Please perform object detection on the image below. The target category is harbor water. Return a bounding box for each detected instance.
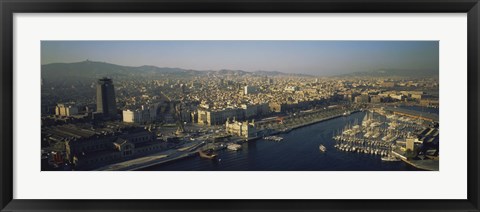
[140,111,421,171]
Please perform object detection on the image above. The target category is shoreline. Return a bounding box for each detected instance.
[282,112,358,132]
[400,158,439,171]
[100,109,361,171]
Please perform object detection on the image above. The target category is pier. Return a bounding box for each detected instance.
[95,141,206,171]
[400,158,439,171]
[263,107,361,135]
[95,150,198,171]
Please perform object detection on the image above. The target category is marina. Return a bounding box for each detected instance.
[332,110,424,158]
[331,107,438,169]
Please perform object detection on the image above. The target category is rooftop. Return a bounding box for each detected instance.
[385,107,439,122]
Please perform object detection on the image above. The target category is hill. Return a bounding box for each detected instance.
[41,60,301,82]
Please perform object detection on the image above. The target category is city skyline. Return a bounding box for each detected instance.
[41,41,439,76]
[41,41,439,171]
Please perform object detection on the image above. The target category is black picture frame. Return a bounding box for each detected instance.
[1,0,479,211]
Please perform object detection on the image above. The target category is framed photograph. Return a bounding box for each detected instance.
[1,0,479,211]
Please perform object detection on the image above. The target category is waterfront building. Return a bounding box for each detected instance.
[197,107,245,126]
[225,118,257,138]
[96,78,117,119]
[55,103,78,117]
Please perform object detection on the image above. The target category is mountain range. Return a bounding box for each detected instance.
[41,60,437,82]
[41,60,308,82]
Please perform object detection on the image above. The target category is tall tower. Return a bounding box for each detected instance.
[96,78,117,119]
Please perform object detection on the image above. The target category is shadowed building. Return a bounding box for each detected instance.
[40,124,166,170]
[96,78,117,119]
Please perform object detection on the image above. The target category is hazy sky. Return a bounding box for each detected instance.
[41,41,438,76]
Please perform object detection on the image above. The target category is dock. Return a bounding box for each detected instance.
[95,141,205,171]
[268,109,360,135]
[95,150,199,171]
[401,158,439,171]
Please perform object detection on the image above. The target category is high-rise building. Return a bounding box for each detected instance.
[96,78,117,119]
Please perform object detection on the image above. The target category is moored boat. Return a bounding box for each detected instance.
[199,149,217,159]
[319,144,327,152]
[227,143,242,151]
[264,136,284,142]
[381,155,400,162]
